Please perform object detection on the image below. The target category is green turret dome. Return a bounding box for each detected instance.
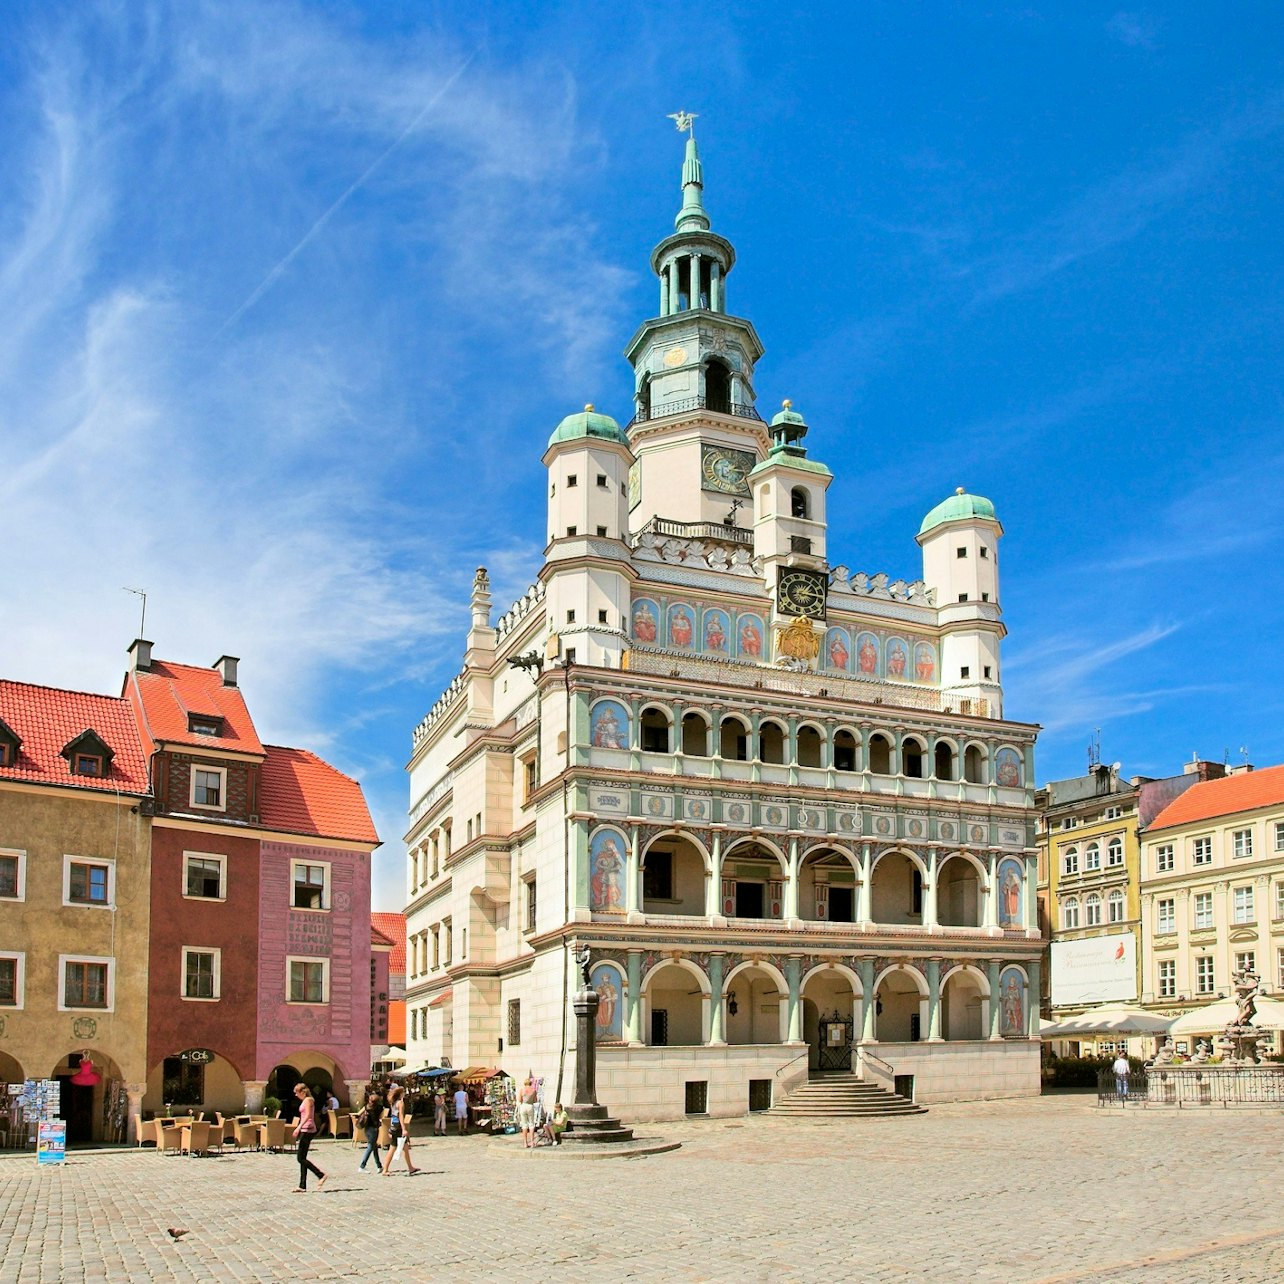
[547,404,628,448]
[919,487,998,535]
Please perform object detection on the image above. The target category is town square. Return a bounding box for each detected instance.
[2,2,1283,1281]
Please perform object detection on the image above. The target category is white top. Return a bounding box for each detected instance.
[1112,1056,1130,1074]
[454,1089,469,1112]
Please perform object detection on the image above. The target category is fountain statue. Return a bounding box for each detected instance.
[1222,969,1266,1065]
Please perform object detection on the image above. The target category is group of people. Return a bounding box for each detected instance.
[517,1077,568,1149]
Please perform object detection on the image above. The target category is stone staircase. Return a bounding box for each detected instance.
[770,1072,927,1118]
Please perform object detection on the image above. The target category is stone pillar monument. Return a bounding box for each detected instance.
[565,946,633,1144]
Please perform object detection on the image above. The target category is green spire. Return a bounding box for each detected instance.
[675,134,710,233]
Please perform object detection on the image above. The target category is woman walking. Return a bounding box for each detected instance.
[518,1076,539,1149]
[291,1082,327,1193]
[381,1085,420,1176]
[433,1090,447,1137]
[356,1088,385,1173]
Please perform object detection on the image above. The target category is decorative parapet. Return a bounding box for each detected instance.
[409,769,455,826]
[411,672,467,749]
[495,581,546,641]
[830,567,935,607]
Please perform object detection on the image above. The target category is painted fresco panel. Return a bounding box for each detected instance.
[631,598,660,645]
[591,964,625,1042]
[997,858,1024,928]
[999,967,1027,1036]
[824,627,852,673]
[855,631,880,677]
[667,603,696,649]
[914,642,937,683]
[703,608,731,655]
[995,747,1023,788]
[589,828,627,914]
[885,636,910,680]
[736,613,765,660]
[589,699,630,750]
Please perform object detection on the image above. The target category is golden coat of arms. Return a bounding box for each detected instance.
[775,618,820,662]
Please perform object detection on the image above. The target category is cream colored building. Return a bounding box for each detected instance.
[1140,763,1284,1053]
[403,132,1043,1118]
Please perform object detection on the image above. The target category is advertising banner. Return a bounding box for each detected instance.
[1051,932,1137,1005]
[37,1120,66,1165]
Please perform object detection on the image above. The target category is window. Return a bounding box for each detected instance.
[292,862,330,910]
[564,647,576,664]
[1085,893,1102,926]
[288,957,329,1004]
[1278,948,1284,990]
[983,665,992,679]
[0,743,11,767]
[566,527,577,537]
[74,754,103,777]
[960,666,970,679]
[596,474,608,488]
[1275,822,1284,852]
[1108,890,1125,923]
[566,610,576,624]
[1085,843,1101,872]
[1062,897,1079,929]
[980,547,989,559]
[1192,837,1212,865]
[1157,960,1176,999]
[61,957,112,1010]
[191,766,226,810]
[64,857,113,907]
[524,878,537,932]
[1155,844,1174,873]
[566,474,577,487]
[1061,817,1079,830]
[644,851,674,901]
[1232,885,1254,924]
[162,1056,204,1107]
[981,592,990,602]
[1232,829,1253,859]
[1196,956,1214,995]
[1156,898,1175,934]
[507,999,521,1047]
[1104,806,1123,820]
[0,953,23,1007]
[1276,882,1284,920]
[187,714,223,736]
[1235,950,1256,975]
[598,609,608,624]
[958,593,969,603]
[1194,892,1213,930]
[431,926,440,970]
[183,853,225,899]
[0,849,25,900]
[596,525,608,537]
[1063,847,1079,876]
[956,547,968,559]
[1106,839,1123,867]
[182,947,220,1000]
[443,917,453,965]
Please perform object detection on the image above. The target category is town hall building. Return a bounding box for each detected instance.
[403,127,1043,1116]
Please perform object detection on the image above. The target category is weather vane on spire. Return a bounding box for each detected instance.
[667,110,698,136]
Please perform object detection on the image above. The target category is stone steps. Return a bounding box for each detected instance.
[770,1073,927,1118]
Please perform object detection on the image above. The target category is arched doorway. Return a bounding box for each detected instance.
[145,1049,244,1117]
[798,848,859,922]
[642,961,707,1047]
[0,1051,24,1145]
[705,359,731,413]
[874,967,927,1043]
[641,834,708,916]
[51,1050,126,1145]
[869,851,924,926]
[941,966,989,1041]
[936,855,984,927]
[721,840,787,920]
[802,965,860,1069]
[266,1063,302,1117]
[724,962,787,1045]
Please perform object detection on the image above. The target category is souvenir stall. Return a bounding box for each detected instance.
[410,1067,456,1128]
[453,1067,508,1132]
[487,1074,517,1134]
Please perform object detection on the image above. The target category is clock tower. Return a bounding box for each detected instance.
[625,121,768,534]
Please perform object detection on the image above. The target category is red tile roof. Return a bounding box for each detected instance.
[0,680,150,795]
[128,660,264,756]
[371,922,396,949]
[259,745,379,845]
[1148,765,1284,831]
[371,912,407,975]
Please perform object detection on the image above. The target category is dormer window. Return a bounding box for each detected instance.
[0,744,12,768]
[61,729,114,779]
[188,713,224,737]
[0,717,21,767]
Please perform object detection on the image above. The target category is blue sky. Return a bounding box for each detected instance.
[2,2,1281,910]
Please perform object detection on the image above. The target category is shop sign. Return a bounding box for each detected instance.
[181,1049,214,1064]
[37,1121,66,1165]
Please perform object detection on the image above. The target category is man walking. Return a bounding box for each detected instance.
[454,1085,469,1135]
[1112,1052,1131,1099]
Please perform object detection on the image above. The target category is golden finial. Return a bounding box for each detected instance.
[584,403,595,412]
[782,398,792,409]
[955,486,965,495]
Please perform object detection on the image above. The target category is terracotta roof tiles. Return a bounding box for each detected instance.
[371,912,407,975]
[259,745,378,845]
[129,661,264,756]
[1147,765,1284,831]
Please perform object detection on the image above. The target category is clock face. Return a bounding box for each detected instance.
[700,444,754,496]
[776,567,828,619]
[663,346,688,368]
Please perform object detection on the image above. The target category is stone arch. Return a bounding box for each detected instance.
[796,721,825,768]
[640,830,709,915]
[933,738,957,781]
[801,961,863,997]
[869,848,926,926]
[51,1049,127,1145]
[758,718,787,764]
[270,1049,349,1107]
[718,712,751,761]
[641,828,711,870]
[936,853,985,928]
[940,964,990,1041]
[801,963,861,1068]
[722,835,788,874]
[145,1047,247,1117]
[680,708,711,756]
[872,964,928,1043]
[639,704,673,753]
[723,959,789,1045]
[798,845,860,922]
[0,1049,25,1083]
[641,958,709,1047]
[963,741,988,784]
[721,838,788,919]
[902,734,928,778]
[867,731,894,775]
[833,726,859,772]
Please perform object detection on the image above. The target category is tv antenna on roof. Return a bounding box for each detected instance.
[123,586,147,637]
[1087,728,1101,771]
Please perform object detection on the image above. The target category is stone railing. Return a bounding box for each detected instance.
[495,581,546,641]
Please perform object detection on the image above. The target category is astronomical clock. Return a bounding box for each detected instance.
[775,566,828,619]
[700,444,755,497]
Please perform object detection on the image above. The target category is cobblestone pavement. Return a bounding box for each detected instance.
[2,1097,1282,1283]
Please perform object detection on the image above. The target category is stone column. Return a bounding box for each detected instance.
[926,959,943,1042]
[923,851,939,929]
[1024,855,1039,931]
[710,259,721,312]
[626,950,643,1045]
[785,956,803,1044]
[242,1080,267,1112]
[707,953,726,1045]
[660,264,670,316]
[987,959,1002,1040]
[345,1078,369,1110]
[857,843,873,926]
[125,1083,146,1143]
[626,825,641,916]
[858,958,877,1042]
[572,986,600,1107]
[706,830,723,916]
[690,252,702,309]
[984,853,999,929]
[1026,959,1042,1038]
[784,836,800,920]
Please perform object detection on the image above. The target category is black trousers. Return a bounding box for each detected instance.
[297,1133,323,1188]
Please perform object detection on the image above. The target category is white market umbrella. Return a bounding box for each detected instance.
[1168,996,1284,1035]
[1042,1005,1174,1037]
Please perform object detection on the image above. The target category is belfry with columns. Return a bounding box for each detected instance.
[403,123,1042,1117]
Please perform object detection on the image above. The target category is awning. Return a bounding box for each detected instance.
[456,1065,507,1082]
[427,987,453,1009]
[1041,1006,1175,1037]
[1168,997,1284,1035]
[415,1066,457,1079]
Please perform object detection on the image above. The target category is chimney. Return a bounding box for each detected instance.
[128,638,153,672]
[1185,759,1227,780]
[1228,762,1254,776]
[213,655,239,687]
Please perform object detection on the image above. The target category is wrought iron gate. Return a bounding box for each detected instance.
[817,1015,854,1071]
